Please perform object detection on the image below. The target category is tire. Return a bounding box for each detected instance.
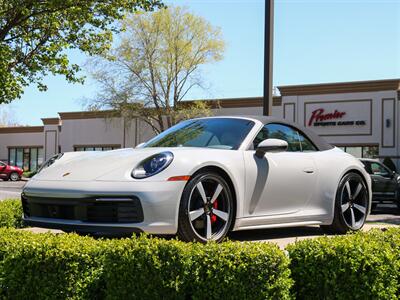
[9,172,20,182]
[321,172,369,234]
[177,171,234,243]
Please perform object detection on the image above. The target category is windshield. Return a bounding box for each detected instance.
[144,118,255,150]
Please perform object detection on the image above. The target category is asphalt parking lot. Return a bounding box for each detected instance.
[0,180,26,200]
[2,179,399,247]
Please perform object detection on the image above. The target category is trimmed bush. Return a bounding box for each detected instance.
[0,199,25,228]
[287,229,400,299]
[22,171,37,178]
[0,229,292,299]
[0,229,104,299]
[103,238,292,300]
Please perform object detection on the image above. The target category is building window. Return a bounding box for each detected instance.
[74,145,120,152]
[338,145,379,158]
[8,147,44,172]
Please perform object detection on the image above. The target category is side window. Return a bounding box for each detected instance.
[252,123,318,152]
[298,132,318,152]
[253,124,301,152]
[370,162,390,177]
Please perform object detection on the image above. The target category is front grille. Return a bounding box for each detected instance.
[21,195,144,223]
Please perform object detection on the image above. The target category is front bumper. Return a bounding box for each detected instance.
[22,179,186,234]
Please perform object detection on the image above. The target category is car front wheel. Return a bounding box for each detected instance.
[9,172,20,182]
[321,172,369,234]
[177,171,234,243]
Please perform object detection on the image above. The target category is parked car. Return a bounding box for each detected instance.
[360,158,400,210]
[0,161,23,181]
[22,116,372,242]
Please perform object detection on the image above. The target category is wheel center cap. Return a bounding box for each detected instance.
[204,203,213,214]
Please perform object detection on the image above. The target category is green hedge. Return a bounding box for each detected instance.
[287,228,400,299]
[0,199,25,228]
[1,197,399,300]
[0,229,292,299]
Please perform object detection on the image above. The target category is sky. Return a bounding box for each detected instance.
[3,0,400,125]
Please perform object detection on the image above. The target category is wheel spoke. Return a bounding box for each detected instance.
[190,208,205,221]
[196,182,208,204]
[341,202,350,212]
[210,184,223,204]
[345,181,352,198]
[350,208,356,227]
[352,183,363,200]
[206,215,212,239]
[353,204,366,215]
[213,209,228,221]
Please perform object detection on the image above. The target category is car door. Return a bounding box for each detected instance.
[369,162,396,199]
[362,162,381,197]
[243,123,318,217]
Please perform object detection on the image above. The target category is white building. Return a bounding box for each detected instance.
[1,78,399,171]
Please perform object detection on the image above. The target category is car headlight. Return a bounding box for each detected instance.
[132,152,174,179]
[397,175,400,183]
[37,153,64,173]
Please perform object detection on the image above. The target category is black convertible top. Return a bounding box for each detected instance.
[243,115,334,152]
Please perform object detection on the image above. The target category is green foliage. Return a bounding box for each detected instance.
[0,199,25,228]
[22,171,37,178]
[1,207,399,300]
[0,229,104,299]
[102,238,292,300]
[287,229,400,300]
[0,0,162,104]
[0,230,292,299]
[88,6,225,133]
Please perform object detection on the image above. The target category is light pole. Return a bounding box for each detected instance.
[263,0,274,116]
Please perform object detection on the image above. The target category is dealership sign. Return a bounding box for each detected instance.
[304,100,372,136]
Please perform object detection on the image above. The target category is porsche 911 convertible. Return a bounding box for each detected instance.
[21,116,371,242]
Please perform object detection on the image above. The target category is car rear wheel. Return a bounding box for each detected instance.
[321,172,369,234]
[177,171,234,243]
[9,172,20,182]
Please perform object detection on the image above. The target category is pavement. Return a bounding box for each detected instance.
[0,179,26,200]
[2,179,399,248]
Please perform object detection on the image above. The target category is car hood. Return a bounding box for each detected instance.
[32,148,179,182]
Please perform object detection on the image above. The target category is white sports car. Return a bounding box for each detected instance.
[22,116,371,242]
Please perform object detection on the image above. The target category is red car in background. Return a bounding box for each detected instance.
[0,161,23,181]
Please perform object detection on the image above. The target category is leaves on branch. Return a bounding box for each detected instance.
[0,0,163,104]
[87,6,225,133]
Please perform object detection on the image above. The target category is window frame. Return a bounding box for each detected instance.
[73,145,121,152]
[7,146,43,172]
[370,162,391,177]
[338,145,379,159]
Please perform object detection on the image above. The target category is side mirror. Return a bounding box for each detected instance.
[255,139,288,158]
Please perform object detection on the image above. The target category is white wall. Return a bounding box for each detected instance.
[275,90,399,168]
[60,118,128,152]
[0,132,43,162]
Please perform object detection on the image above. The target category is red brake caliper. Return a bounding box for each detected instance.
[211,200,218,223]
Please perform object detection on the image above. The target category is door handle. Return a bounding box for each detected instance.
[303,168,314,174]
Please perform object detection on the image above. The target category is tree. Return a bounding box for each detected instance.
[0,105,19,126]
[87,6,225,134]
[0,0,162,104]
